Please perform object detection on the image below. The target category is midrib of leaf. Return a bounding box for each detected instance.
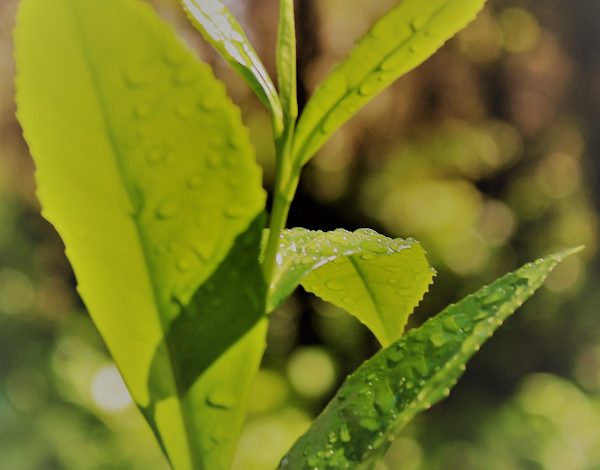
[294,0,459,165]
[347,256,389,340]
[67,1,200,466]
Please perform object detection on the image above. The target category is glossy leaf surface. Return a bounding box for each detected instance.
[279,249,579,470]
[181,0,283,130]
[293,0,487,165]
[269,228,434,346]
[15,0,265,467]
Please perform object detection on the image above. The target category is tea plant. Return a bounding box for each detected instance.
[14,0,578,468]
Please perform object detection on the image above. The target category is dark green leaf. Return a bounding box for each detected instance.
[279,249,580,470]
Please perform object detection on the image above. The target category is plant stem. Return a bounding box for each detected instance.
[262,126,298,282]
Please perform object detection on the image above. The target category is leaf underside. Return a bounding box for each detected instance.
[293,0,488,166]
[15,0,266,468]
[181,0,283,125]
[269,228,435,346]
[279,249,578,470]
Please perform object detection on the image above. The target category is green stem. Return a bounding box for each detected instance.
[262,125,298,282]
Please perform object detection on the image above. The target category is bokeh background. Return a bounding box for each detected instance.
[1,0,600,468]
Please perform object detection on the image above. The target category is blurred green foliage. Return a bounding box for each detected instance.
[1,0,599,468]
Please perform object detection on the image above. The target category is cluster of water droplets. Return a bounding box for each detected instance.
[279,228,413,270]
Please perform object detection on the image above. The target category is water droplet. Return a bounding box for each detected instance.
[482,288,506,306]
[358,418,380,432]
[175,104,193,120]
[176,256,192,272]
[429,332,447,348]
[388,278,398,285]
[442,316,461,333]
[146,149,166,164]
[326,280,344,291]
[198,95,219,111]
[206,153,222,168]
[339,424,351,442]
[358,78,380,96]
[206,388,238,409]
[186,175,203,190]
[123,65,149,88]
[163,42,186,66]
[360,252,376,261]
[133,102,152,119]
[474,321,492,337]
[173,67,197,86]
[223,204,246,219]
[156,199,179,220]
[410,14,429,32]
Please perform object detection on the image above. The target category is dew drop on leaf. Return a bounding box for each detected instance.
[122,65,149,88]
[223,204,246,219]
[206,388,238,410]
[339,424,351,443]
[186,175,203,190]
[174,104,193,120]
[162,42,186,66]
[429,332,447,348]
[155,199,179,220]
[146,148,165,164]
[172,67,197,86]
[358,418,380,432]
[133,101,152,119]
[206,153,222,169]
[326,280,345,291]
[175,256,192,272]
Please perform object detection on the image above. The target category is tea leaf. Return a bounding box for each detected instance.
[269,228,434,346]
[181,0,283,132]
[279,249,580,470]
[276,0,298,125]
[15,0,265,468]
[293,0,487,166]
[147,215,268,470]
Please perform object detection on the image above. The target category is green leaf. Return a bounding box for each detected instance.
[276,0,298,125]
[293,0,488,166]
[279,248,580,470]
[15,0,266,468]
[269,228,435,346]
[147,215,268,470]
[181,0,284,133]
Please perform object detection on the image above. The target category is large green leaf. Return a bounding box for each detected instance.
[279,249,580,469]
[181,0,283,133]
[15,0,265,468]
[147,215,268,470]
[269,228,435,346]
[293,0,488,166]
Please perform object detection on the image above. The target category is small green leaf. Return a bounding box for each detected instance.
[276,0,298,125]
[293,0,488,166]
[181,0,284,132]
[15,0,266,467]
[279,249,580,470]
[269,228,435,346]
